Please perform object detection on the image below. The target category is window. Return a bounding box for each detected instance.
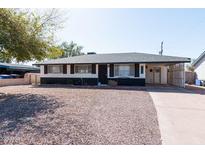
[75,64,92,74]
[141,65,144,74]
[47,65,63,74]
[114,64,135,77]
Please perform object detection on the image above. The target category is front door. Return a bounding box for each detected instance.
[153,67,161,84]
[98,64,108,84]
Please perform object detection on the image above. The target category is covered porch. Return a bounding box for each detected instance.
[145,63,185,87]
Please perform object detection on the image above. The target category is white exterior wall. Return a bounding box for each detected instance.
[140,64,146,78]
[40,64,98,78]
[145,64,168,84]
[195,57,205,80]
[40,65,44,75]
[146,65,153,83]
[161,66,168,84]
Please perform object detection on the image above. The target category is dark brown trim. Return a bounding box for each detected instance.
[91,64,96,74]
[109,64,114,77]
[44,65,48,74]
[98,64,108,84]
[70,64,74,74]
[140,65,144,74]
[108,78,145,86]
[63,64,67,74]
[40,77,98,85]
[40,77,145,86]
[135,64,139,77]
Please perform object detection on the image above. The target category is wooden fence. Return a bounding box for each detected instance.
[185,71,196,84]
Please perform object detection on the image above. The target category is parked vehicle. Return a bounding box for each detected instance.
[0,74,13,79]
[10,74,22,78]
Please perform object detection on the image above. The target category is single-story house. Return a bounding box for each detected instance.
[36,52,190,87]
[192,51,205,81]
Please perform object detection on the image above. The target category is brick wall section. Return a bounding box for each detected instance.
[0,78,29,87]
[0,73,41,87]
[168,63,185,87]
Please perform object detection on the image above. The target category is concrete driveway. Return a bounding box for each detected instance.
[148,87,205,144]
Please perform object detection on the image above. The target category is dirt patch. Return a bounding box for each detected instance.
[0,85,161,144]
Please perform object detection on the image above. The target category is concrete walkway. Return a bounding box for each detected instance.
[148,87,205,144]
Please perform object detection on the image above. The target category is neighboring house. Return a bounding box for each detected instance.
[0,62,40,78]
[192,51,205,81]
[36,52,190,87]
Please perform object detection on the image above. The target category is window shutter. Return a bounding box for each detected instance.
[44,65,48,74]
[91,64,96,74]
[63,64,67,74]
[135,64,139,77]
[70,64,74,74]
[110,64,114,77]
[140,65,144,74]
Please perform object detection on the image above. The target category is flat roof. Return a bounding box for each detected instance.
[36,52,191,65]
[0,62,40,70]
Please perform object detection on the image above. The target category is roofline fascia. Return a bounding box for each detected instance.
[0,65,39,70]
[35,60,191,65]
[192,51,205,67]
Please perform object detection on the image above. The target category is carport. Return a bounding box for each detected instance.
[0,62,40,77]
[146,63,185,87]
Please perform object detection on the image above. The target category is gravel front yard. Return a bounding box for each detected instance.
[0,85,161,144]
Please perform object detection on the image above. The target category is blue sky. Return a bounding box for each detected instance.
[57,9,205,59]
